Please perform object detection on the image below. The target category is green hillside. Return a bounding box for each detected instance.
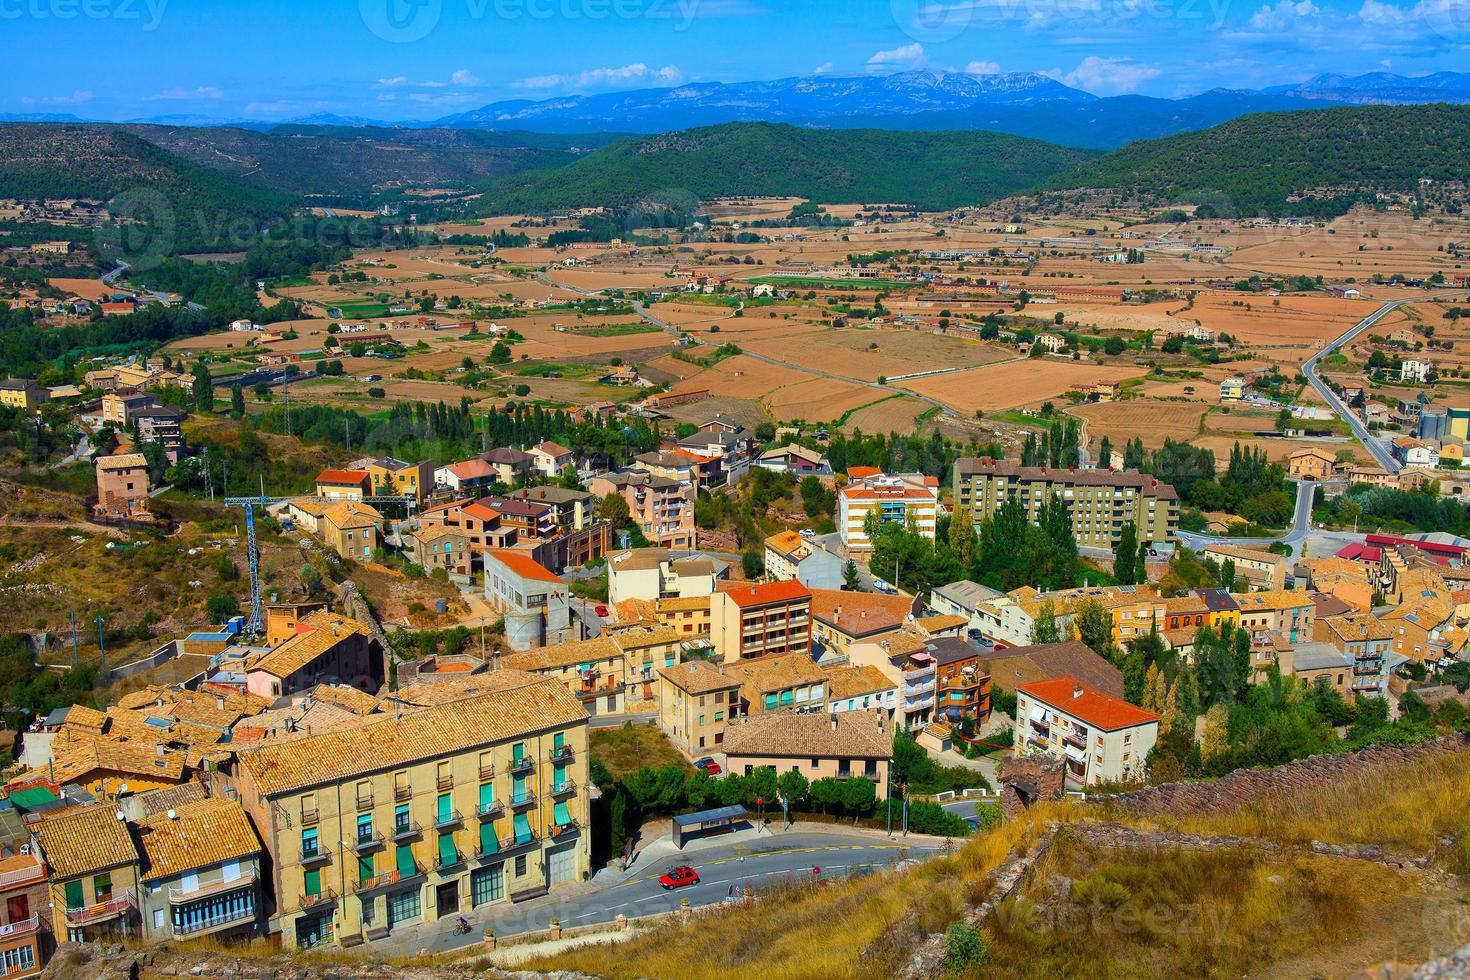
[478,122,1096,213]
[0,124,292,224]
[1042,103,1470,216]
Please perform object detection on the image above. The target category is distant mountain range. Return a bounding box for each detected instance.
[7,70,1470,151]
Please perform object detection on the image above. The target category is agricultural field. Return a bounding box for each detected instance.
[896,359,1145,414]
[1070,400,1210,448]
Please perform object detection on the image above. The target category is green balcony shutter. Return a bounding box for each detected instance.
[513,773,526,803]
[478,782,494,811]
[303,867,321,897]
[553,732,564,750]
[395,844,414,878]
[554,801,571,826]
[480,820,497,855]
[554,762,567,791]
[358,854,374,881]
[764,693,777,710]
[513,812,531,845]
[64,879,83,910]
[437,793,451,824]
[512,742,525,762]
[438,832,456,867]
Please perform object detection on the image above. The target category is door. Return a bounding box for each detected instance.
[435,881,459,918]
[547,844,576,887]
[386,888,421,927]
[6,895,27,922]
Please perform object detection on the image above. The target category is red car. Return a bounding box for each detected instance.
[697,760,722,776]
[595,604,610,618]
[659,866,700,890]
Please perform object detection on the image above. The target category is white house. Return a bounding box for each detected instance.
[229,319,261,332]
[1015,676,1159,788]
[1401,359,1432,383]
[530,441,575,479]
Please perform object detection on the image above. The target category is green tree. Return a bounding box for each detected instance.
[204,593,239,623]
[1074,600,1117,661]
[1032,600,1062,644]
[599,492,631,529]
[843,560,861,590]
[742,547,765,579]
[1114,522,1140,585]
[191,361,213,412]
[777,770,809,807]
[230,383,245,419]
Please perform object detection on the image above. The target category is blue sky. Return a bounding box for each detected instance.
[4,0,1469,120]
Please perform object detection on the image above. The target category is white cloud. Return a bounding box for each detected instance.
[813,61,835,74]
[518,63,684,92]
[965,60,1001,75]
[1047,56,1160,94]
[19,90,93,106]
[420,80,447,88]
[377,76,408,88]
[1248,0,1319,30]
[1356,0,1405,23]
[144,86,223,101]
[451,69,482,86]
[867,42,928,70]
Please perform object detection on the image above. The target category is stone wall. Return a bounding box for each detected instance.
[1095,732,1470,818]
[998,755,1066,819]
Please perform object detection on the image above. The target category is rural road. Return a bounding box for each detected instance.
[1176,479,1318,558]
[1301,298,1411,473]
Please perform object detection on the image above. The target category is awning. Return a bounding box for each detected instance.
[1064,742,1087,760]
[1028,705,1047,723]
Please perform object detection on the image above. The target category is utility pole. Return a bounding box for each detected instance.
[94,615,106,681]
[69,607,78,669]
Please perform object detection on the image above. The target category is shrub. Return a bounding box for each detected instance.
[943,921,989,971]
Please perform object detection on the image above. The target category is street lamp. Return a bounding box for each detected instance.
[94,615,106,681]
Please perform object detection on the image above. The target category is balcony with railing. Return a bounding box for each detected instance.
[549,819,580,841]
[355,864,418,895]
[167,870,258,905]
[1062,729,1089,751]
[509,792,537,811]
[500,830,538,852]
[434,809,463,830]
[299,841,330,866]
[0,916,38,943]
[548,779,578,799]
[509,756,535,775]
[171,896,256,937]
[550,745,575,764]
[64,890,135,928]
[479,762,496,780]
[0,862,43,894]
[477,798,504,819]
[394,784,412,802]
[437,774,454,792]
[355,792,374,812]
[352,830,384,853]
[298,887,337,911]
[391,819,421,841]
[434,848,463,873]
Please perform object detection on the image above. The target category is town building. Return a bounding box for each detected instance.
[36,804,142,943]
[483,550,573,650]
[821,664,898,716]
[725,654,827,716]
[607,549,723,606]
[586,471,695,549]
[979,640,1125,701]
[227,675,590,950]
[0,379,44,412]
[479,448,534,485]
[722,709,890,798]
[507,487,598,534]
[1232,590,1315,644]
[657,660,742,755]
[100,391,157,426]
[131,407,186,464]
[94,453,150,521]
[952,458,1179,550]
[1401,359,1432,383]
[1287,447,1336,481]
[434,459,498,495]
[501,637,627,716]
[928,637,991,724]
[368,458,432,506]
[314,469,371,501]
[406,526,474,578]
[762,531,844,590]
[0,851,49,976]
[245,611,385,700]
[1203,543,1291,590]
[1015,677,1159,788]
[319,503,383,561]
[756,444,833,476]
[710,582,813,662]
[838,472,940,553]
[528,442,574,480]
[133,797,263,944]
[1219,376,1246,401]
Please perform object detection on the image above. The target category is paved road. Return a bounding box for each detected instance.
[1177,478,1319,559]
[385,830,940,956]
[1301,299,1411,473]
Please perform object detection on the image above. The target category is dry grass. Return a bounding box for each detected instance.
[980,833,1417,979]
[590,721,693,779]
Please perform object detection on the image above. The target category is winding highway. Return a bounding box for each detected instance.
[1301,298,1410,474]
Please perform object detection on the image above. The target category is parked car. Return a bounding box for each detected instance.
[595,604,610,618]
[699,760,722,776]
[872,578,896,595]
[659,866,700,890]
[693,756,716,769]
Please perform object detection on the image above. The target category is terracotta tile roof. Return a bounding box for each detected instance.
[726,653,826,694]
[37,803,140,878]
[808,588,915,625]
[308,683,381,715]
[249,612,372,680]
[501,636,621,672]
[321,502,382,531]
[533,441,572,457]
[657,595,710,613]
[847,466,883,479]
[136,797,261,883]
[392,669,558,708]
[444,458,496,481]
[409,525,468,545]
[235,674,586,797]
[718,580,812,609]
[1204,543,1288,566]
[914,614,967,633]
[723,708,891,759]
[613,598,659,627]
[659,660,740,695]
[485,549,563,584]
[133,782,208,816]
[62,705,107,733]
[97,453,147,471]
[613,626,684,651]
[822,664,894,700]
[1018,676,1160,731]
[48,741,187,785]
[316,469,370,486]
[981,641,1125,699]
[764,530,806,557]
[1232,590,1314,612]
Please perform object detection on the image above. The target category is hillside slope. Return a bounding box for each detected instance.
[479,122,1095,213]
[0,123,291,228]
[1043,103,1470,216]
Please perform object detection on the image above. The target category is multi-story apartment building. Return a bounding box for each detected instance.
[587,471,695,549]
[710,582,812,662]
[502,637,628,716]
[508,487,597,533]
[821,664,898,716]
[929,637,991,724]
[1314,612,1393,697]
[847,630,936,729]
[1232,590,1315,643]
[0,379,43,412]
[0,852,49,978]
[315,469,372,501]
[726,654,827,716]
[229,675,589,950]
[607,549,723,606]
[35,803,141,944]
[131,407,186,464]
[368,457,433,506]
[1203,543,1290,590]
[953,457,1179,550]
[1015,677,1159,788]
[838,473,940,553]
[483,550,573,651]
[94,453,150,521]
[658,660,742,755]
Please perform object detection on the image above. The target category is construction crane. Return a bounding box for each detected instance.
[223,490,417,635]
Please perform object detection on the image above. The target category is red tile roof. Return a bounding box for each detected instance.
[719,580,812,608]
[485,549,563,584]
[1018,676,1159,731]
[316,469,370,486]
[847,466,883,479]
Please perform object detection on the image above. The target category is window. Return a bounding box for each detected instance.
[515,854,528,878]
[93,873,112,902]
[63,879,83,911]
[513,812,532,845]
[438,832,457,868]
[301,793,317,821]
[811,757,819,769]
[304,867,321,898]
[471,864,504,906]
[356,813,373,844]
[395,803,411,835]
[301,826,319,858]
[358,854,374,882]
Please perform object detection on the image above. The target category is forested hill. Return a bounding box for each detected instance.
[478,122,1096,213]
[1040,104,1470,216]
[0,124,292,234]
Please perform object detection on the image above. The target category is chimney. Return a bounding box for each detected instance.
[830,714,838,730]
[155,743,165,757]
[1072,683,1084,700]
